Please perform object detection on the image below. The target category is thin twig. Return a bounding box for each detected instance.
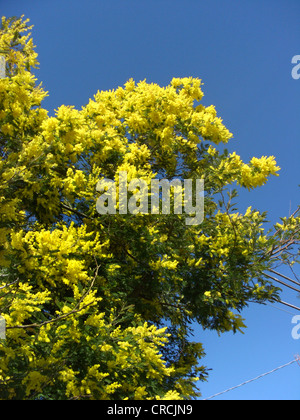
[0,279,19,290]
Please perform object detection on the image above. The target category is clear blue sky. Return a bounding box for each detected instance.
[2,0,299,400]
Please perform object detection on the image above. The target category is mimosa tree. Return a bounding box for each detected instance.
[0,16,299,400]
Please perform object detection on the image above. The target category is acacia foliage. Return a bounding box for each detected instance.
[0,16,299,400]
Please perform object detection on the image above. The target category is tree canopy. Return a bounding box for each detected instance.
[0,16,299,400]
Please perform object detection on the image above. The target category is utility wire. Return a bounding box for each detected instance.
[266,303,296,316]
[277,299,300,312]
[268,269,300,287]
[203,356,300,400]
[262,270,300,312]
[264,273,300,293]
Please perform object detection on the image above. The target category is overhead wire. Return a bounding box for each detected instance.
[263,269,300,312]
[264,273,300,293]
[203,270,300,400]
[268,269,300,287]
[203,355,300,400]
[277,299,300,312]
[265,302,296,316]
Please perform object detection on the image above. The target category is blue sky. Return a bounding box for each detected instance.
[1,0,299,400]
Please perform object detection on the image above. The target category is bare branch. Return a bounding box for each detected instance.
[0,279,19,290]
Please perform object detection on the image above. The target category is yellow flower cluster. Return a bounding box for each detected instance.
[10,223,105,288]
[213,151,280,190]
[1,214,188,399]
[7,310,179,399]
